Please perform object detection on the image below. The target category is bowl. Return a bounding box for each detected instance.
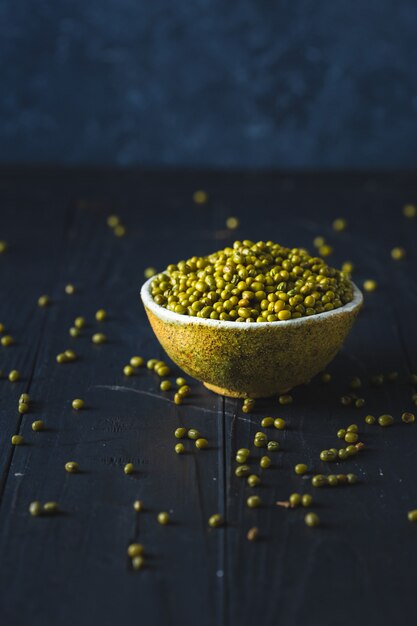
[140,278,363,398]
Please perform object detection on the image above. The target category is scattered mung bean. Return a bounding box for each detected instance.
[193,190,208,204]
[226,216,239,230]
[391,247,405,261]
[235,465,251,477]
[74,316,86,329]
[363,280,377,292]
[92,333,106,344]
[174,427,187,439]
[208,514,224,528]
[304,512,320,527]
[345,432,359,444]
[260,456,271,469]
[345,445,358,456]
[127,544,144,558]
[29,501,42,516]
[38,295,50,307]
[302,494,313,507]
[318,244,333,257]
[247,527,259,541]
[107,214,120,228]
[254,432,267,447]
[347,473,358,484]
[130,356,144,368]
[267,440,280,452]
[114,225,126,237]
[312,475,328,488]
[65,461,79,473]
[342,261,354,274]
[157,512,170,525]
[378,414,394,427]
[333,218,347,231]
[132,556,145,570]
[242,399,255,413]
[313,236,326,248]
[174,393,183,405]
[43,502,59,514]
[95,309,107,321]
[403,204,416,218]
[320,450,337,462]
[289,493,301,508]
[144,267,157,279]
[175,443,185,454]
[246,495,261,509]
[247,474,260,487]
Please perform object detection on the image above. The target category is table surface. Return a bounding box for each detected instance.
[0,167,417,626]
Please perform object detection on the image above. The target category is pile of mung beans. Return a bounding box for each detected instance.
[150,240,353,322]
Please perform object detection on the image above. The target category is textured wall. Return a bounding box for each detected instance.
[1,0,417,167]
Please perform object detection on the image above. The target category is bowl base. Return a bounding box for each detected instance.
[203,382,291,399]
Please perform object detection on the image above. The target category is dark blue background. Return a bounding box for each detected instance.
[1,0,417,167]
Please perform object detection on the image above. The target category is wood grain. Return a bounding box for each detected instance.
[0,169,416,626]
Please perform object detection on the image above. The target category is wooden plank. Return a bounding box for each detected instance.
[0,183,70,493]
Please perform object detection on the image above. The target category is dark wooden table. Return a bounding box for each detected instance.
[1,168,417,626]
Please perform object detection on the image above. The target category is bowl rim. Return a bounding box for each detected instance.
[141,276,363,330]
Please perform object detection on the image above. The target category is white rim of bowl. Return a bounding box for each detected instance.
[141,277,363,329]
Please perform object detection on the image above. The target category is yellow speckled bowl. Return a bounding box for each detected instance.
[140,279,363,398]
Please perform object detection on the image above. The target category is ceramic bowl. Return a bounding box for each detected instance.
[140,279,363,398]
